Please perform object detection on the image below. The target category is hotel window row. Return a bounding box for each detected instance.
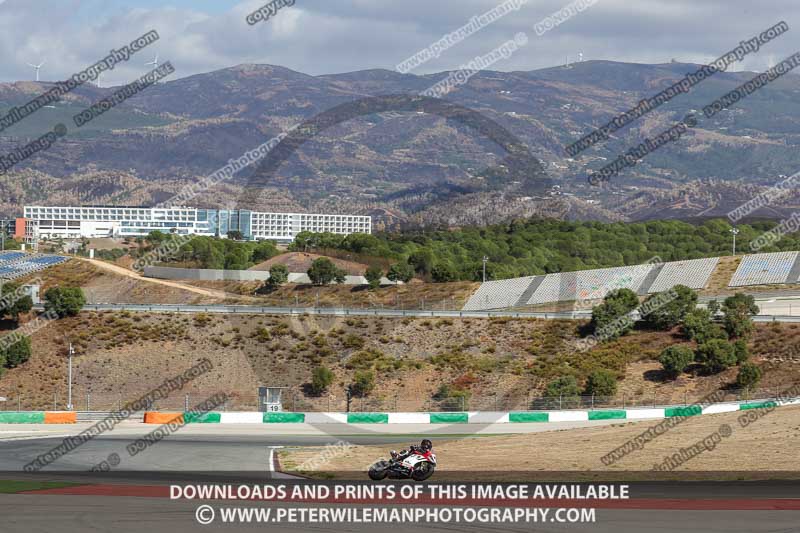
[20,206,371,243]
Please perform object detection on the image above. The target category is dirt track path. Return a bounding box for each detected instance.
[79,258,255,301]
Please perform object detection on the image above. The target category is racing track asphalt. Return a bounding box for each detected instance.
[2,424,800,532]
[0,420,634,472]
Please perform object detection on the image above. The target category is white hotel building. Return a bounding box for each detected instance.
[19,206,371,243]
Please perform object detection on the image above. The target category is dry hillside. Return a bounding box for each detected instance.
[0,310,798,413]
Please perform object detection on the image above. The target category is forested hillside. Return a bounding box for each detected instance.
[290,218,800,281]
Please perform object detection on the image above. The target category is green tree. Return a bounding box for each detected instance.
[584,369,618,396]
[695,339,737,373]
[274,218,800,283]
[224,246,251,270]
[0,282,33,322]
[387,262,414,283]
[735,362,762,390]
[3,337,31,368]
[351,370,375,397]
[545,376,580,398]
[658,345,694,379]
[267,264,289,287]
[43,287,86,318]
[307,258,346,285]
[252,241,279,263]
[365,265,383,290]
[226,230,244,240]
[732,339,750,364]
[706,299,720,316]
[310,366,334,395]
[722,293,759,339]
[408,250,435,276]
[682,308,726,343]
[590,288,639,340]
[642,285,698,330]
[146,230,168,245]
[431,263,458,283]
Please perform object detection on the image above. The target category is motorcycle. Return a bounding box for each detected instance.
[368,449,437,481]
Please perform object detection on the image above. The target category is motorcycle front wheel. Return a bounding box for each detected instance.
[411,462,435,481]
[368,460,390,480]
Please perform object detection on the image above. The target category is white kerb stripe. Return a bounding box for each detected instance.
[304,412,348,424]
[388,413,430,424]
[702,403,740,415]
[220,412,263,424]
[625,408,665,419]
[548,411,589,422]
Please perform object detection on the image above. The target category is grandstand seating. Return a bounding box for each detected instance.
[463,276,540,311]
[647,257,719,293]
[729,252,800,286]
[0,253,69,280]
[525,264,656,305]
[463,250,800,311]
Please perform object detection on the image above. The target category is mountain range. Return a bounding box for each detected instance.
[1,60,799,228]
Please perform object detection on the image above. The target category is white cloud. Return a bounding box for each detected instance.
[0,0,796,83]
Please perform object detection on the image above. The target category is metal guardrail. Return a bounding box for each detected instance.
[34,303,590,320]
[4,387,796,413]
[31,303,800,322]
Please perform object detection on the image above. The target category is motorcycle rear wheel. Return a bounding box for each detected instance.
[368,461,389,480]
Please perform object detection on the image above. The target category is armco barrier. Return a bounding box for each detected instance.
[141,399,800,424]
[0,411,76,424]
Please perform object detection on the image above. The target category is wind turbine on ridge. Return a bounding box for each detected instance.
[146,53,159,70]
[145,53,160,83]
[27,60,45,82]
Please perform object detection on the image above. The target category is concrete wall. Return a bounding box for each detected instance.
[144,266,271,282]
[143,266,396,285]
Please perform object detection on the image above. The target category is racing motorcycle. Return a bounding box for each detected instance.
[368,439,436,481]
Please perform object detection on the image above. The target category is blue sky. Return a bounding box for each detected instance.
[1,0,798,84]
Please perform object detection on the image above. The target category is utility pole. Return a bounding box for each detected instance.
[482,256,489,282]
[67,343,74,410]
[730,226,740,256]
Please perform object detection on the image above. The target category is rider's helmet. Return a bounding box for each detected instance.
[420,439,433,452]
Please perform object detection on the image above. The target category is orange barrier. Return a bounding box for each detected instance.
[43,411,77,424]
[143,412,184,425]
